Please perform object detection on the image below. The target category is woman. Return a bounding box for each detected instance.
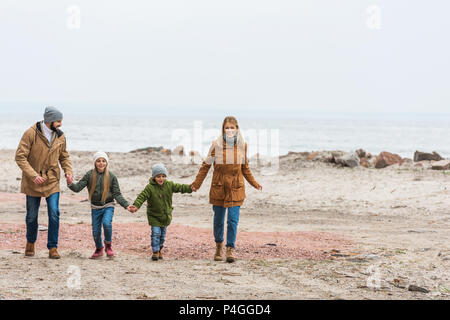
[191,116,262,263]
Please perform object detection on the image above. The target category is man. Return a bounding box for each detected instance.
[15,106,73,259]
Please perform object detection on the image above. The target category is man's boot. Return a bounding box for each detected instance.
[25,242,35,257]
[48,247,61,259]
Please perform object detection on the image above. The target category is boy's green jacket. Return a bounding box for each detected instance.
[133,179,192,227]
[68,169,130,208]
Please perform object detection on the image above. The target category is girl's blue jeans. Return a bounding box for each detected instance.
[213,205,240,248]
[151,226,167,253]
[91,207,114,249]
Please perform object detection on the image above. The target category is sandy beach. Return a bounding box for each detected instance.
[0,148,449,300]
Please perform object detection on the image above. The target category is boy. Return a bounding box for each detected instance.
[129,163,195,260]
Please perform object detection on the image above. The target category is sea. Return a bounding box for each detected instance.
[1,107,450,159]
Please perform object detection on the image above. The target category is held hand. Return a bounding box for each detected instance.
[190,184,198,192]
[65,174,73,185]
[127,205,138,213]
[33,176,46,185]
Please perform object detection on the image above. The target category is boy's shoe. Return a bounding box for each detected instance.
[105,242,114,258]
[226,246,235,263]
[214,242,223,261]
[158,246,163,260]
[25,241,35,257]
[152,252,159,261]
[49,247,61,259]
[91,247,104,259]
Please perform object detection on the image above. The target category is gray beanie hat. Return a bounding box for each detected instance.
[152,163,168,179]
[44,106,63,123]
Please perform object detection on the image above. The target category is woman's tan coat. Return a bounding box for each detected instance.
[192,137,260,208]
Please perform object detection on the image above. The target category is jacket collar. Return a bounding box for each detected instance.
[150,178,166,187]
[36,121,64,138]
[223,133,237,146]
[94,168,105,175]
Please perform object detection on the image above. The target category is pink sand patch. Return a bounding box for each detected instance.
[0,223,354,260]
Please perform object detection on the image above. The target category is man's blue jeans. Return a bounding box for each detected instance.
[151,226,167,253]
[91,207,114,249]
[213,205,240,248]
[26,192,61,249]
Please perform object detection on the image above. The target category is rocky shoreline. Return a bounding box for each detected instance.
[279,149,449,170]
[130,145,450,171]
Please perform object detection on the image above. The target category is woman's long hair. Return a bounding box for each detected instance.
[221,116,239,136]
[89,164,110,204]
[210,116,246,164]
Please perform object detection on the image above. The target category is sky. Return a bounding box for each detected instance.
[0,0,449,115]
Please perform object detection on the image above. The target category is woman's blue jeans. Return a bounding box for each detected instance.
[91,207,114,249]
[25,192,60,249]
[213,205,240,248]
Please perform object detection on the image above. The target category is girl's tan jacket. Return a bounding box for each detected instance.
[15,122,73,198]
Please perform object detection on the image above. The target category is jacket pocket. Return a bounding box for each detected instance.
[210,181,224,200]
[231,179,245,201]
[40,168,59,187]
[232,176,244,189]
[47,168,60,181]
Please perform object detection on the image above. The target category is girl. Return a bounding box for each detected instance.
[190,116,262,263]
[128,163,194,261]
[68,151,132,259]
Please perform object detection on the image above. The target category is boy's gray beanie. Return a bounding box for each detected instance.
[43,106,63,123]
[152,163,168,179]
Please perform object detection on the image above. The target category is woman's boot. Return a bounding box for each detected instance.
[226,246,235,263]
[214,242,223,261]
